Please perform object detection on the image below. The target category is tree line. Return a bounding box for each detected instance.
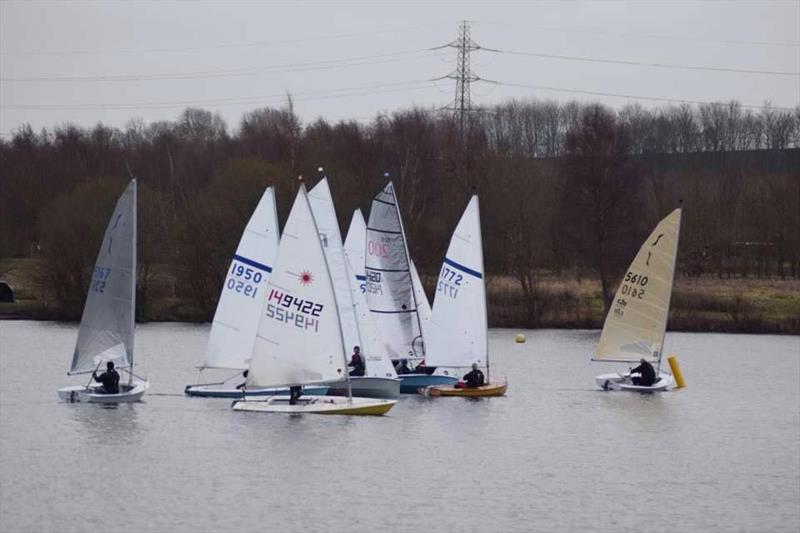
[1,98,798,321]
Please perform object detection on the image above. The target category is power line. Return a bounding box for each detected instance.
[1,49,438,83]
[483,79,797,111]
[472,20,800,48]
[483,48,799,77]
[0,23,449,56]
[0,79,440,110]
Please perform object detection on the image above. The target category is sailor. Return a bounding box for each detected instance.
[461,363,485,388]
[236,370,249,390]
[394,358,411,375]
[289,385,302,405]
[348,346,365,377]
[629,358,656,386]
[92,361,120,394]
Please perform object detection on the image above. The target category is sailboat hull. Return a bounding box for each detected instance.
[184,383,329,398]
[231,395,396,415]
[398,374,458,394]
[57,380,149,403]
[421,380,508,397]
[326,376,401,399]
[595,372,675,392]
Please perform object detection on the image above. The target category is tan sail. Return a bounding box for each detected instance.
[596,209,682,363]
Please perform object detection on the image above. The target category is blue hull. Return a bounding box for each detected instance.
[398,374,458,394]
[184,384,329,398]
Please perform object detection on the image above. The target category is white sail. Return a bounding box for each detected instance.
[70,179,137,375]
[364,182,424,361]
[426,195,487,368]
[203,186,279,370]
[343,209,397,378]
[410,260,432,346]
[246,185,347,388]
[596,208,682,363]
[308,178,360,355]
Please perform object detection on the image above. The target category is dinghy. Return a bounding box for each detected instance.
[58,179,148,403]
[364,182,458,393]
[231,185,396,415]
[593,209,682,392]
[185,186,291,398]
[309,177,400,399]
[420,195,507,397]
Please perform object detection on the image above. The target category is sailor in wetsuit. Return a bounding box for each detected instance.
[456,363,485,389]
[629,358,656,386]
[348,346,365,377]
[394,359,411,375]
[289,386,302,405]
[92,361,120,394]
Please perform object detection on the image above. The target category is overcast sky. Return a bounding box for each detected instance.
[1,0,798,136]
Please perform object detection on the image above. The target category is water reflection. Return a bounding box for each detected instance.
[69,401,144,446]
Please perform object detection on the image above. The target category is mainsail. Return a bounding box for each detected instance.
[70,179,137,375]
[364,182,424,360]
[308,178,360,355]
[203,186,279,370]
[426,195,487,368]
[343,209,397,378]
[595,208,682,363]
[246,185,347,388]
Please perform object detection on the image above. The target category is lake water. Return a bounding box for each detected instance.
[0,321,798,533]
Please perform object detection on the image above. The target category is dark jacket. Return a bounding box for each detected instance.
[395,361,411,375]
[630,360,656,386]
[93,370,120,394]
[348,353,365,377]
[463,368,485,388]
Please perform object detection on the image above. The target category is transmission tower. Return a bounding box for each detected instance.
[444,21,482,136]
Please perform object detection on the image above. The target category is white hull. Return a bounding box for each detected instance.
[58,380,149,403]
[595,372,674,392]
[231,395,396,415]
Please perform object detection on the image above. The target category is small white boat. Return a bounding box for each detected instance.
[57,179,147,403]
[185,186,280,397]
[424,195,505,397]
[592,208,682,392]
[231,185,396,415]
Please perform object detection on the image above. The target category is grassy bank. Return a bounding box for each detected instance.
[1,258,798,333]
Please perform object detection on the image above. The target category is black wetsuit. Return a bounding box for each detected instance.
[93,370,120,394]
[348,354,365,377]
[630,361,656,386]
[289,386,302,405]
[463,369,485,388]
[395,362,411,375]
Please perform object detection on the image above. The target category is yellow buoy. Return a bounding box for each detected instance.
[515,333,526,343]
[668,355,686,388]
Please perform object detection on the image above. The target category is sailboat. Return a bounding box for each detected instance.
[309,177,400,399]
[231,185,396,415]
[593,208,682,392]
[421,195,507,397]
[57,179,148,403]
[364,181,458,394]
[184,187,328,399]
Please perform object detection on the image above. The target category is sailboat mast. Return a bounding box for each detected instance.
[304,184,352,402]
[656,209,682,375]
[390,181,425,359]
[474,196,490,384]
[129,179,137,386]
